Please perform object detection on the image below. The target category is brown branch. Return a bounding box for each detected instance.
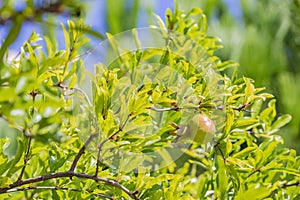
[232,103,252,112]
[16,137,32,182]
[0,172,140,200]
[0,2,66,25]
[69,133,98,172]
[53,82,98,173]
[281,181,300,188]
[4,185,114,199]
[5,185,81,193]
[95,138,109,177]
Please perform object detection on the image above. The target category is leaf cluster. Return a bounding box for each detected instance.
[0,5,299,200]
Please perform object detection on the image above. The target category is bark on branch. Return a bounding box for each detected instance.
[0,171,140,200]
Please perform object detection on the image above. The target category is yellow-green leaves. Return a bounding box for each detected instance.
[0,5,299,200]
[216,156,228,199]
[152,13,168,38]
[271,114,292,132]
[243,77,255,104]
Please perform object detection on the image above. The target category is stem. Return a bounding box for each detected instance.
[69,133,98,172]
[6,186,81,193]
[0,172,140,200]
[16,90,37,182]
[281,181,300,188]
[16,137,32,182]
[95,138,109,177]
[72,87,93,107]
[148,106,180,112]
[54,83,93,108]
[95,113,131,177]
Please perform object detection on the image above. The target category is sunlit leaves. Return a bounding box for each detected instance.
[0,5,299,200]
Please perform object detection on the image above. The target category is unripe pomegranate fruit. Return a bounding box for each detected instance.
[173,114,216,144]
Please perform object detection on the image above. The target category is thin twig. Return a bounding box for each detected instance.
[95,138,109,177]
[147,106,180,112]
[232,102,253,112]
[54,83,93,107]
[95,113,132,177]
[17,137,32,182]
[72,87,93,107]
[0,171,140,200]
[69,133,98,172]
[93,193,115,200]
[54,83,100,175]
[16,90,38,182]
[281,181,300,188]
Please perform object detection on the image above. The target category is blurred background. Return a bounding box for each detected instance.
[1,0,300,152]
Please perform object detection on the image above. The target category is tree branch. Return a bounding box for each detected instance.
[69,133,98,172]
[0,171,140,200]
[0,1,67,25]
[4,185,114,199]
[5,185,81,193]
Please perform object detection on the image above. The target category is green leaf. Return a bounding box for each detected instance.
[197,175,209,198]
[217,156,228,199]
[226,157,253,171]
[264,167,300,177]
[243,77,255,104]
[221,108,234,139]
[233,147,257,159]
[6,137,25,176]
[271,114,292,131]
[234,118,259,129]
[62,23,70,55]
[0,87,17,102]
[260,99,277,126]
[0,138,10,175]
[0,15,23,62]
[226,164,241,191]
[152,13,168,38]
[226,139,233,156]
[70,26,104,40]
[106,32,123,64]
[235,186,274,200]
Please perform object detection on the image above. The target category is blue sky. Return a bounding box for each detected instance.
[1,1,174,50]
[0,1,241,51]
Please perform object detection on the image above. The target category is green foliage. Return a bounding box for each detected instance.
[106,0,140,34]
[195,0,300,152]
[0,4,299,200]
